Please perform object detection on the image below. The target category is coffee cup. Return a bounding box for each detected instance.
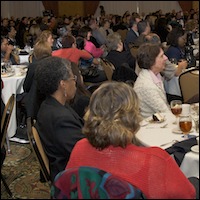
[181,104,190,115]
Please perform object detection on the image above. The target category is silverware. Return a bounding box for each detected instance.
[146,123,168,129]
[160,123,168,128]
[160,140,178,147]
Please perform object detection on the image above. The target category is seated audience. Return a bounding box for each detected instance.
[75,36,107,83]
[124,16,141,50]
[1,36,19,64]
[52,35,92,65]
[35,57,85,182]
[143,32,187,103]
[15,16,29,49]
[52,24,69,51]
[29,30,54,63]
[165,26,187,99]
[112,15,128,32]
[106,32,137,82]
[70,62,91,119]
[133,20,151,47]
[66,81,197,199]
[78,26,106,58]
[26,24,42,48]
[134,43,170,118]
[35,30,54,48]
[6,26,17,47]
[88,17,107,47]
[23,41,52,119]
[99,19,114,42]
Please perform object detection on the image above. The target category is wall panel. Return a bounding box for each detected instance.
[58,1,84,16]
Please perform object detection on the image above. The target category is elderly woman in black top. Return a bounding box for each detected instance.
[35,56,84,182]
[105,32,137,82]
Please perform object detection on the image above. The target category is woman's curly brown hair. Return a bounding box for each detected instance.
[83,81,142,150]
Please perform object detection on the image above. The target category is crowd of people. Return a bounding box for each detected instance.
[1,7,199,199]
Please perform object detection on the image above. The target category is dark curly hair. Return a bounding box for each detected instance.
[166,26,185,47]
[35,56,72,96]
[78,26,92,39]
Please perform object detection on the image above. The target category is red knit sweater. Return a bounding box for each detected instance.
[66,138,195,199]
[52,48,92,64]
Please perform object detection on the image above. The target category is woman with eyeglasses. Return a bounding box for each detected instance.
[35,56,85,182]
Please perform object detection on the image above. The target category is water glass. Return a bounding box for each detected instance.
[169,58,178,65]
[179,115,192,138]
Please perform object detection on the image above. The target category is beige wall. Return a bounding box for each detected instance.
[58,1,84,16]
[193,1,199,10]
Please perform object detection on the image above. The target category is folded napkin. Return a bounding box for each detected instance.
[165,136,197,166]
[19,51,29,55]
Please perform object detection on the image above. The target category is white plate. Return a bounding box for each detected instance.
[146,115,166,124]
[172,128,194,134]
[18,65,28,69]
[191,145,199,153]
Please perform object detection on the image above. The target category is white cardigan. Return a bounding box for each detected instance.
[134,69,171,118]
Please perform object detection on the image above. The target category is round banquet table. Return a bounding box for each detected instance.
[1,73,26,138]
[135,110,199,178]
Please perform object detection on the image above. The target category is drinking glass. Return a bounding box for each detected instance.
[170,100,182,124]
[169,58,178,65]
[179,115,192,138]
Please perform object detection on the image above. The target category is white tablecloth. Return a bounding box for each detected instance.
[1,74,26,137]
[136,111,199,178]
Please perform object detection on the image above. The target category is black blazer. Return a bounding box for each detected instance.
[23,58,46,119]
[35,96,85,181]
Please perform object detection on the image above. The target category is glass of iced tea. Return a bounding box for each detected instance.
[170,100,182,124]
[179,115,192,138]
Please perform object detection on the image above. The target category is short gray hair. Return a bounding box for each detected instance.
[106,32,121,52]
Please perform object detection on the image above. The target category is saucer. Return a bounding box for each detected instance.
[145,114,166,124]
[172,128,193,134]
[191,145,199,153]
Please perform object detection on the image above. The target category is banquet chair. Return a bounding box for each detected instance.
[129,46,138,58]
[179,68,199,103]
[86,82,102,94]
[100,58,115,81]
[1,93,15,197]
[117,29,128,43]
[51,166,146,199]
[27,117,51,186]
[1,94,15,150]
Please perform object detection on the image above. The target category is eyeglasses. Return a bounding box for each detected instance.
[69,75,77,82]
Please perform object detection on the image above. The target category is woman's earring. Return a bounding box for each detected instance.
[64,88,67,97]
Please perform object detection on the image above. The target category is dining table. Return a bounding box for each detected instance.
[1,66,27,138]
[136,106,199,178]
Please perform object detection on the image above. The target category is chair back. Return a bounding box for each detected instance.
[1,94,15,149]
[117,29,128,43]
[100,58,115,81]
[86,82,102,94]
[129,46,138,58]
[179,68,199,103]
[51,166,146,199]
[27,117,51,185]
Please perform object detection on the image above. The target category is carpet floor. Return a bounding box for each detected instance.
[1,141,50,199]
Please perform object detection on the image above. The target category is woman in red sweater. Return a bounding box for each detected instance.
[66,81,197,199]
[52,35,92,65]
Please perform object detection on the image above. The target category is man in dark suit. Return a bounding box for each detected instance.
[124,17,141,51]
